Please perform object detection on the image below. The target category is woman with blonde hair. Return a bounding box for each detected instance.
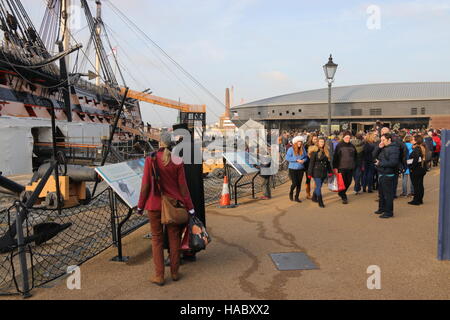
[137,132,195,286]
[304,134,318,199]
[307,137,333,208]
[286,136,308,202]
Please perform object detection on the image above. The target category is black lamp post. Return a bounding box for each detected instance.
[323,54,338,135]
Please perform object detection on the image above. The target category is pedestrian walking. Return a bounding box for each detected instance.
[307,137,333,208]
[408,135,428,206]
[373,133,400,219]
[304,134,318,199]
[351,133,365,194]
[362,132,376,193]
[286,136,308,202]
[332,131,357,204]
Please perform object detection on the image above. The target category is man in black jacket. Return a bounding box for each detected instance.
[373,133,400,219]
[332,131,357,204]
[372,127,407,198]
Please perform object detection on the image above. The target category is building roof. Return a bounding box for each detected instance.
[233,82,450,109]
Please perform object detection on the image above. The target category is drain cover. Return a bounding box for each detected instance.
[270,252,318,271]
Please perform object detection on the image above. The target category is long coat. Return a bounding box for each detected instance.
[308,149,332,179]
[137,149,194,212]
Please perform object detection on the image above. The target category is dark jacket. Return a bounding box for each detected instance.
[308,149,332,179]
[332,141,357,170]
[393,137,408,170]
[351,138,365,167]
[372,139,406,172]
[424,136,434,153]
[363,142,376,164]
[408,146,427,172]
[374,144,400,175]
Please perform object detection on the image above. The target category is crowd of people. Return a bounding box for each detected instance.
[136,126,443,285]
[274,126,443,219]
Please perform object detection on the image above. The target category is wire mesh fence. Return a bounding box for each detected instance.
[0,159,289,297]
[0,187,148,296]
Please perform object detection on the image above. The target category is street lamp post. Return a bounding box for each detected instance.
[323,54,338,136]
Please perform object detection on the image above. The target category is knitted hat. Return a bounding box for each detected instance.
[292,136,305,144]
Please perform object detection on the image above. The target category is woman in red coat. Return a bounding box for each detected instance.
[432,132,442,167]
[137,132,194,286]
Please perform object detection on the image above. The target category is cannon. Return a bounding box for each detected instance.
[20,163,98,209]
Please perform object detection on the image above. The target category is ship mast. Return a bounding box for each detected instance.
[95,0,101,86]
[60,0,71,68]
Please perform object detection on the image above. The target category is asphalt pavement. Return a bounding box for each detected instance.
[18,167,450,300]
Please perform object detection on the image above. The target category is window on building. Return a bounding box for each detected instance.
[286,110,289,114]
[298,109,302,112]
[272,110,275,113]
[411,108,418,115]
[292,112,295,116]
[421,107,426,115]
[351,109,362,116]
[279,113,282,116]
[258,112,261,115]
[370,108,382,116]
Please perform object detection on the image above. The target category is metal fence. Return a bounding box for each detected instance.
[0,186,147,297]
[0,158,289,297]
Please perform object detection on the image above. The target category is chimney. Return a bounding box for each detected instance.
[231,86,234,109]
[225,88,230,118]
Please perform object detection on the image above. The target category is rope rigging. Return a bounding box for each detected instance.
[104,1,229,110]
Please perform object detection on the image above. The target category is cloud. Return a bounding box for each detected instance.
[260,71,290,82]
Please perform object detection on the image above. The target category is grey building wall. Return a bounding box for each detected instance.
[233,99,450,123]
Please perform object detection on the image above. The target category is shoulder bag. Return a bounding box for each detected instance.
[151,153,189,225]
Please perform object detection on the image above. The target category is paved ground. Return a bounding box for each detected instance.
[10,167,450,300]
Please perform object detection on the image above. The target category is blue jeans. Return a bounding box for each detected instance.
[362,163,374,192]
[353,165,363,192]
[402,173,414,195]
[313,177,326,197]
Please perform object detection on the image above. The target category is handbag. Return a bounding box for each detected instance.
[151,153,189,225]
[328,174,339,192]
[336,171,346,192]
[180,225,190,251]
[189,216,211,252]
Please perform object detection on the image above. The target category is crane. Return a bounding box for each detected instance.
[120,88,206,113]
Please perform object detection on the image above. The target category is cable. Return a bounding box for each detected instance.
[102,9,208,110]
[105,1,230,114]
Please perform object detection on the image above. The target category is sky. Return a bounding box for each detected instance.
[20,0,450,126]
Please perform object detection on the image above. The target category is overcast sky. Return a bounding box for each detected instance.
[21,0,450,126]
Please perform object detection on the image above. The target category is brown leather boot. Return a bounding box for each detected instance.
[171,273,181,281]
[151,275,165,286]
[306,183,311,199]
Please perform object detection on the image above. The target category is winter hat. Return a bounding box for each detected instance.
[292,136,305,144]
